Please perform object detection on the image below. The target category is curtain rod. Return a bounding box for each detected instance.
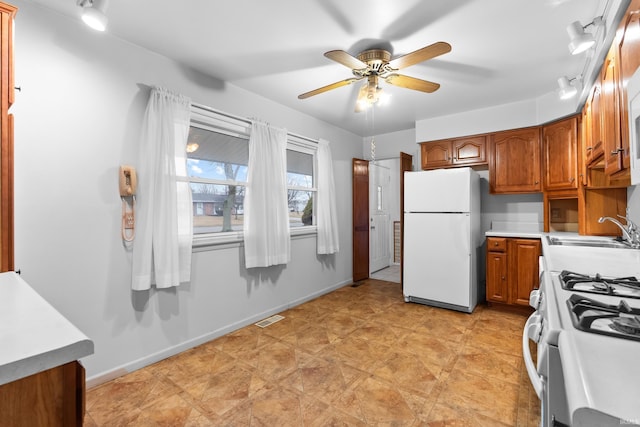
[191,102,318,144]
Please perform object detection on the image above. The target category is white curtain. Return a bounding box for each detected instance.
[316,138,340,254]
[243,121,290,268]
[132,87,193,290]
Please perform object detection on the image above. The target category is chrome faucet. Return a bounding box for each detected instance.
[598,211,640,248]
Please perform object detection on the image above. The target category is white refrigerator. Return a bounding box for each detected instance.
[403,167,481,313]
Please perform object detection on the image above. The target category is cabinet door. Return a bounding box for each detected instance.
[581,97,592,186]
[452,136,486,166]
[543,117,578,191]
[421,140,452,169]
[601,50,623,175]
[490,128,542,193]
[589,83,604,162]
[509,239,541,306]
[486,250,508,303]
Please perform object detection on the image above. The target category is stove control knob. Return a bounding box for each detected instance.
[527,315,543,343]
[529,289,541,309]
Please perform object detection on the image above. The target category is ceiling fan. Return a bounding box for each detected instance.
[298,41,451,112]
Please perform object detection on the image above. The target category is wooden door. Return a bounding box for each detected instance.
[352,158,369,282]
[543,116,578,191]
[0,2,16,273]
[509,239,541,306]
[489,127,542,194]
[399,152,412,287]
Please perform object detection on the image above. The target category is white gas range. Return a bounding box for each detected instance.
[525,235,640,427]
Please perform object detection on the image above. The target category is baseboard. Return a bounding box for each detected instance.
[85,278,351,388]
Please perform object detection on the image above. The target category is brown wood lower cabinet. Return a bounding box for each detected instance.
[486,237,541,308]
[0,361,85,426]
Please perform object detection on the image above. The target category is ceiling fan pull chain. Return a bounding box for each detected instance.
[371,136,376,162]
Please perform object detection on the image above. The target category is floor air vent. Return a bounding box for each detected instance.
[254,314,285,328]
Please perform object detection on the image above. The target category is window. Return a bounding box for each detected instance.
[287,145,314,228]
[187,106,316,238]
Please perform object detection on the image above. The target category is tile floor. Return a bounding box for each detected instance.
[85,279,540,426]
[370,265,401,283]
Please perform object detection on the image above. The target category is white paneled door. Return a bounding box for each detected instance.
[369,163,390,274]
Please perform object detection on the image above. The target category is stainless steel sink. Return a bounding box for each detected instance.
[546,236,632,249]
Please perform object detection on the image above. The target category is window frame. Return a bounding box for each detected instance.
[188,105,318,248]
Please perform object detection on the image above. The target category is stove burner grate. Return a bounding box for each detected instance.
[567,294,640,341]
[559,270,640,298]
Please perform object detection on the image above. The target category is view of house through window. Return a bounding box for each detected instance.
[186,109,316,235]
[187,126,248,234]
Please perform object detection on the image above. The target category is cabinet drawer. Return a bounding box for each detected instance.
[487,237,507,252]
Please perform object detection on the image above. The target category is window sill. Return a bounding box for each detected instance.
[192,226,317,251]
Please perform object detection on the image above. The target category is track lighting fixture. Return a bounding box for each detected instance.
[77,0,109,32]
[566,17,603,55]
[557,76,580,100]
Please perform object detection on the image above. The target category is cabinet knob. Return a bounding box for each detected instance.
[534,181,539,185]
[586,147,593,151]
[501,276,506,280]
[569,177,575,183]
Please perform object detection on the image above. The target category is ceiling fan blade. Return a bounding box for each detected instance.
[385,74,440,93]
[387,42,452,70]
[298,77,361,99]
[324,50,368,70]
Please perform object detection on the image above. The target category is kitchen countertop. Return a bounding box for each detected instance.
[0,272,93,386]
[485,230,544,239]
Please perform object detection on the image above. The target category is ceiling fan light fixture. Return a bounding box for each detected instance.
[77,0,109,32]
[557,76,579,100]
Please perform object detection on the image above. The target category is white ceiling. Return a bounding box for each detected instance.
[28,0,611,136]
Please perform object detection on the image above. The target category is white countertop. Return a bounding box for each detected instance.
[485,230,544,239]
[0,272,93,386]
[484,221,544,239]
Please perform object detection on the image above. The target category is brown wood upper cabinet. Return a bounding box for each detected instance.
[580,0,640,184]
[542,116,578,191]
[601,48,623,176]
[420,135,487,170]
[489,127,542,194]
[615,2,640,172]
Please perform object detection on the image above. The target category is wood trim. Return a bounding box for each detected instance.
[399,152,412,287]
[0,2,16,273]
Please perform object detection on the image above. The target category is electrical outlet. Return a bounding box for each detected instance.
[124,212,134,229]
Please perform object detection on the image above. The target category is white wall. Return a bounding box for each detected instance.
[361,128,418,170]
[11,1,361,384]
